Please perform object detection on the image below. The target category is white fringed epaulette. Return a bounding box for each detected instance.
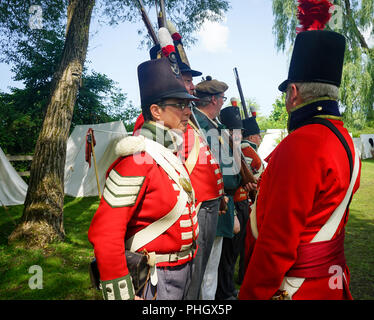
[115,135,146,157]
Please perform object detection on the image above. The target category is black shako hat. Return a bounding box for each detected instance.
[150,42,202,77]
[278,30,346,92]
[220,106,243,130]
[137,57,198,108]
[242,117,260,137]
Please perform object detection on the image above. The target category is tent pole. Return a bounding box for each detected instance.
[90,134,101,199]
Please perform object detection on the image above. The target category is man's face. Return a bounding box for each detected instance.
[248,134,262,147]
[212,93,226,118]
[157,98,192,133]
[182,72,195,95]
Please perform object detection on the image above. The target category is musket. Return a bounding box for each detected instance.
[157,0,167,28]
[136,0,159,45]
[233,67,250,119]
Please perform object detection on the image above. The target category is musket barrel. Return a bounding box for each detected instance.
[233,67,250,119]
[137,0,159,45]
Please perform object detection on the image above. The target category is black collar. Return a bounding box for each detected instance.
[288,98,342,132]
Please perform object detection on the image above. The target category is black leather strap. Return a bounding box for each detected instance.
[299,117,354,209]
[299,117,353,180]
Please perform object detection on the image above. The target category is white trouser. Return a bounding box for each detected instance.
[199,236,223,300]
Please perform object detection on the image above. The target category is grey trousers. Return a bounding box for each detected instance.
[141,262,192,300]
[184,198,220,300]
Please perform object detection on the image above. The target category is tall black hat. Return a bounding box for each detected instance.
[150,42,202,77]
[242,117,260,137]
[278,30,346,92]
[220,107,243,130]
[137,57,197,107]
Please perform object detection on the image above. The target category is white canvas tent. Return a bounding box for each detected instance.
[359,134,374,160]
[258,129,288,166]
[64,121,128,197]
[0,147,28,206]
[352,137,363,159]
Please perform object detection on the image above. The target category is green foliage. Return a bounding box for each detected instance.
[0,4,139,155]
[235,98,261,120]
[268,94,288,127]
[73,71,140,130]
[1,161,374,299]
[256,94,288,131]
[0,1,67,65]
[0,0,230,155]
[99,0,231,47]
[271,0,374,123]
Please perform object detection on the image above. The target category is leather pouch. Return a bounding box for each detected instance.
[89,251,150,293]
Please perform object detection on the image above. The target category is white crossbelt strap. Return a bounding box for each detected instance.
[125,138,195,285]
[185,132,200,174]
[250,150,360,299]
[126,138,193,252]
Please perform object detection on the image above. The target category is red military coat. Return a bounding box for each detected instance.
[88,135,199,283]
[239,118,361,300]
[183,122,224,205]
[234,140,264,203]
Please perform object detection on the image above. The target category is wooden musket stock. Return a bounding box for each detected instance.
[136,0,159,45]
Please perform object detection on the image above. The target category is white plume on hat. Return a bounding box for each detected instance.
[166,20,177,36]
[158,27,174,49]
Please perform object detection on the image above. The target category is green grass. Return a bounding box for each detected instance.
[1,160,373,299]
[344,159,374,299]
[0,196,102,300]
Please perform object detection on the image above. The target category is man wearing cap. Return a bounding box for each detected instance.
[88,57,200,300]
[192,77,243,299]
[239,30,361,300]
[215,105,247,300]
[233,112,265,287]
[179,67,226,301]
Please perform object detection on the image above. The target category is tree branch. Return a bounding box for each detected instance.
[343,0,370,52]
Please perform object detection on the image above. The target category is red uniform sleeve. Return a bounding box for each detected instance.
[87,154,153,281]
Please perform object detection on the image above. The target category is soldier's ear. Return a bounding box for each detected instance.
[211,95,217,106]
[150,104,162,121]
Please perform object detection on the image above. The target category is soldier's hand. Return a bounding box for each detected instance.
[243,182,257,193]
[219,196,229,215]
[233,215,240,234]
[135,295,144,300]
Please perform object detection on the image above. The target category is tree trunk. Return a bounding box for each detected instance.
[9,0,95,248]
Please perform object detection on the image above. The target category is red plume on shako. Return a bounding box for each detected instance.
[158,27,181,77]
[296,0,334,33]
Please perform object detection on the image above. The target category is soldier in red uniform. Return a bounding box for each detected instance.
[239,30,361,300]
[148,26,225,299]
[234,115,264,286]
[215,105,245,300]
[88,57,199,300]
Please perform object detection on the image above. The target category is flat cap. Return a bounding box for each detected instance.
[195,76,228,98]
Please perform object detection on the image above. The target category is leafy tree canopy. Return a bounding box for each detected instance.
[0,13,138,155]
[272,0,374,126]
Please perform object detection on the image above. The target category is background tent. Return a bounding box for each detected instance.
[64,121,128,197]
[0,147,28,206]
[258,129,288,166]
[353,137,363,159]
[360,134,374,159]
